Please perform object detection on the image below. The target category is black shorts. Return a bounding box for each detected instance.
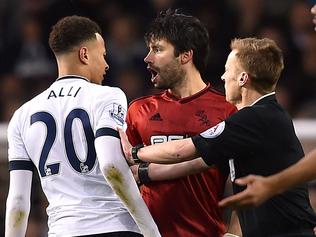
[77,231,143,237]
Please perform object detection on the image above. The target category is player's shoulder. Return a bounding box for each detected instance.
[227,106,259,125]
[128,91,164,107]
[90,84,124,94]
[8,95,38,127]
[88,84,126,100]
[206,85,235,106]
[16,89,47,114]
[205,86,226,99]
[203,85,237,115]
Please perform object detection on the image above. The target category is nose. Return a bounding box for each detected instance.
[221,74,225,82]
[144,51,152,64]
[105,61,110,71]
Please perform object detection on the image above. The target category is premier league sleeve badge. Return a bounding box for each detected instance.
[109,103,126,126]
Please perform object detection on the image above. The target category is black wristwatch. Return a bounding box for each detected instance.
[131,144,144,163]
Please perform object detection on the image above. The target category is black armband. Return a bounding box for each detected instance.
[131,144,144,164]
[138,162,151,184]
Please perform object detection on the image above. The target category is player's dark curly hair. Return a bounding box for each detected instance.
[145,9,210,73]
[49,15,102,55]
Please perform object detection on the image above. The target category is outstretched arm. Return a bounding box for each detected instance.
[6,170,33,237]
[95,135,161,237]
[219,148,316,208]
[119,128,199,165]
[131,158,209,184]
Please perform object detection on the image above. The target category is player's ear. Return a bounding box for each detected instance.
[180,50,193,64]
[79,47,89,65]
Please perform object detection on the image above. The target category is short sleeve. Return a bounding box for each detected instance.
[8,110,30,161]
[95,88,128,139]
[8,109,34,171]
[192,107,261,166]
[191,121,228,167]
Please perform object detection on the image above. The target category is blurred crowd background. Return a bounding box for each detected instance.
[0,0,316,236]
[1,0,316,122]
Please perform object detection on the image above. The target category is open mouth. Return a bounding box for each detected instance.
[147,66,159,80]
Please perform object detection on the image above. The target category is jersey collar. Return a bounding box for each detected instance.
[164,83,211,103]
[56,75,89,82]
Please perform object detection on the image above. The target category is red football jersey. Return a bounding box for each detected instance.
[126,84,237,237]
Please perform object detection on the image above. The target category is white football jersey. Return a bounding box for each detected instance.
[7,76,140,236]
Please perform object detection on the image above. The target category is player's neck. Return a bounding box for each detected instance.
[57,64,89,81]
[168,70,207,99]
[56,55,90,81]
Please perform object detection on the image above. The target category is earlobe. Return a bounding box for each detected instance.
[79,47,89,64]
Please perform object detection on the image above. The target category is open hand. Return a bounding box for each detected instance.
[118,128,135,165]
[219,175,273,209]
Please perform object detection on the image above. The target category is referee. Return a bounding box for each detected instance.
[119,37,316,237]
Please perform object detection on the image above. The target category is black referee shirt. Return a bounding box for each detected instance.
[192,94,316,237]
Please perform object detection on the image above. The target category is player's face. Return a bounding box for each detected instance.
[89,33,109,85]
[221,50,242,105]
[144,39,185,89]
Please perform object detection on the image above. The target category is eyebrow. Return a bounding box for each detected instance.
[151,43,160,47]
[150,40,164,47]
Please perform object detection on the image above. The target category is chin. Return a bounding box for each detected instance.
[153,83,159,88]
[97,76,104,85]
[154,83,168,90]
[226,97,234,104]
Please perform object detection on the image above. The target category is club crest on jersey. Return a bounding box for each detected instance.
[109,103,126,126]
[200,121,225,138]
